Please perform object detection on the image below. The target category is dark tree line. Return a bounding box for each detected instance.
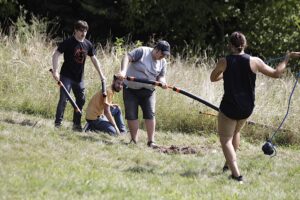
[1,0,300,59]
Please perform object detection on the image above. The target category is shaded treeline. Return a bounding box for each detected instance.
[1,0,300,59]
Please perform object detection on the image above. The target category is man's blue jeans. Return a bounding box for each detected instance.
[55,76,85,127]
[86,106,127,135]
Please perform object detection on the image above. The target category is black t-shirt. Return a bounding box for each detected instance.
[58,36,95,82]
[220,54,256,120]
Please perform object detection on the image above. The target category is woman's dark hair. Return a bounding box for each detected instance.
[74,20,89,31]
[229,32,247,52]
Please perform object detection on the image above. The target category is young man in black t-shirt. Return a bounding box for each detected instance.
[51,20,106,131]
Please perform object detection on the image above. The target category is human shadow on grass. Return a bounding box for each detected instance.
[124,167,222,178]
[180,169,201,178]
[170,168,223,178]
[75,131,115,145]
[125,165,156,174]
[77,135,115,145]
[2,118,38,127]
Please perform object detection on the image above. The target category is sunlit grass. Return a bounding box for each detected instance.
[0,110,300,199]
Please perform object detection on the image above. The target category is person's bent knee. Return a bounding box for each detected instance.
[219,135,233,144]
[107,126,117,136]
[114,106,121,114]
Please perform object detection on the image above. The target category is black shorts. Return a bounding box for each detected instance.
[123,87,156,120]
[220,98,254,120]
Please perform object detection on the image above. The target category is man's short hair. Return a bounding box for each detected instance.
[113,74,122,81]
[74,20,89,31]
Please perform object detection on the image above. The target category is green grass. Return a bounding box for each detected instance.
[0,110,300,199]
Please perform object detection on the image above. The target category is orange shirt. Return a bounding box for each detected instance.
[85,88,114,120]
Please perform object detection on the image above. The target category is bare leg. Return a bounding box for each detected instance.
[218,112,241,177]
[145,119,155,142]
[220,136,240,177]
[224,119,246,166]
[127,120,139,142]
[232,118,246,149]
[224,131,240,167]
[232,131,240,150]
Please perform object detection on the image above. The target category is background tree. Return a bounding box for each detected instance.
[1,0,300,60]
[237,0,300,59]
[0,0,20,32]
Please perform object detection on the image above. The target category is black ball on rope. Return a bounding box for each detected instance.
[262,140,276,156]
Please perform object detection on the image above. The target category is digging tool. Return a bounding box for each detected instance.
[101,79,107,97]
[126,76,291,133]
[49,69,82,115]
[125,76,219,111]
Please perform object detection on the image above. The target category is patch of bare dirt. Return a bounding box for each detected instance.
[152,145,198,154]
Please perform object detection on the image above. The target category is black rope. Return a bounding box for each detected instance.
[265,56,286,65]
[270,72,299,141]
[262,71,299,156]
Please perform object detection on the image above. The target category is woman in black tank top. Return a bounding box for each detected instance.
[210,31,299,183]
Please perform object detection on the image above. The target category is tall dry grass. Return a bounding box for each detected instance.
[0,16,299,144]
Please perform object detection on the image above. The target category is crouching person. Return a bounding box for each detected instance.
[85,75,127,135]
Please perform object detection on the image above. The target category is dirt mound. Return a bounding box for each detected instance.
[152,145,197,154]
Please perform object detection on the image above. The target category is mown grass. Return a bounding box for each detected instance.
[0,110,300,199]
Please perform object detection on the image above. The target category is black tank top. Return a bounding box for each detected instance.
[220,54,256,120]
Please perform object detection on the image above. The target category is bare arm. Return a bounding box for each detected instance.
[118,53,133,78]
[52,50,62,81]
[250,56,289,78]
[157,76,168,89]
[103,102,120,135]
[252,53,291,78]
[252,52,300,78]
[90,55,106,81]
[210,57,226,82]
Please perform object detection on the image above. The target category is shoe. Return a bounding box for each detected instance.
[54,123,61,128]
[72,124,83,132]
[230,175,243,184]
[223,165,229,172]
[147,141,158,148]
[82,122,90,132]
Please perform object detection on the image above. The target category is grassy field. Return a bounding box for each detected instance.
[1,110,300,199]
[0,17,299,144]
[1,17,300,199]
